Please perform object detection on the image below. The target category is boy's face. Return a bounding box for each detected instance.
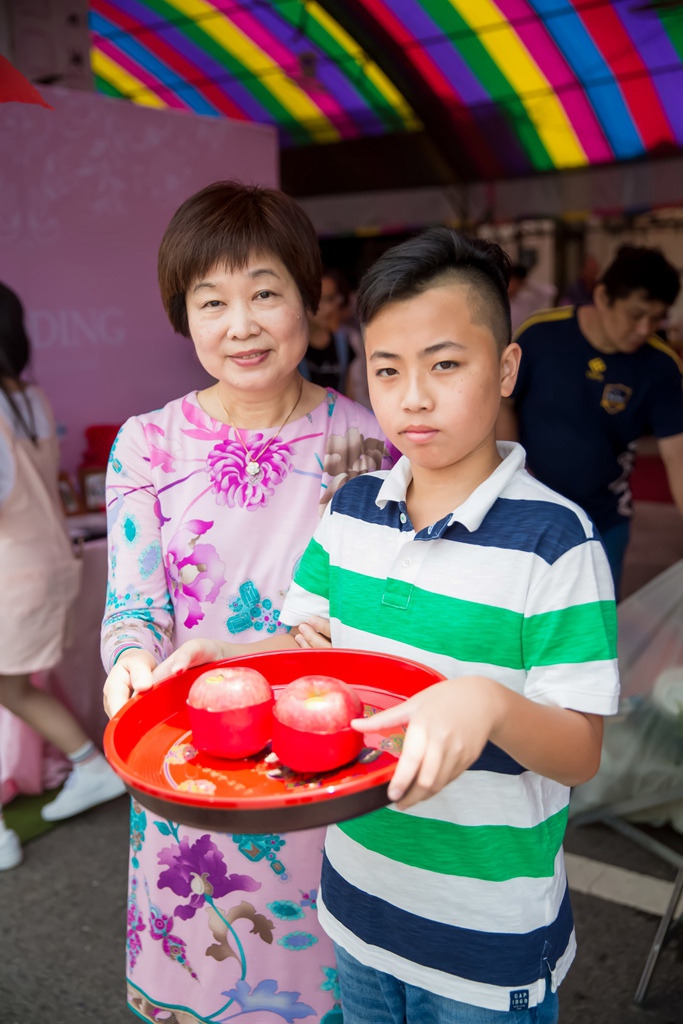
[365,282,520,472]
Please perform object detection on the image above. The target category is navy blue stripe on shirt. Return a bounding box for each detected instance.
[331,478,590,565]
[470,742,526,775]
[331,473,398,528]
[322,854,574,985]
[449,498,589,564]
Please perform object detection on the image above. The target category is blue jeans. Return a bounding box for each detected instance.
[334,944,559,1024]
[599,520,631,599]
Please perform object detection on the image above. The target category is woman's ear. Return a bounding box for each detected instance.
[500,342,521,398]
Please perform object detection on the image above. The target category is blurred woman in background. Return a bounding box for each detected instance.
[0,282,124,871]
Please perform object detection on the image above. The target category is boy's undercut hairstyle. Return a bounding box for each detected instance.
[158,180,323,337]
[600,245,680,307]
[356,227,512,352]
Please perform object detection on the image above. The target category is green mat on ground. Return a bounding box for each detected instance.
[3,786,64,842]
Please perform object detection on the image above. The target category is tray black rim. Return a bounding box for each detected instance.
[126,778,391,832]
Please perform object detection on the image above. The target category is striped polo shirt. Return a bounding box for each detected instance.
[281,442,619,1012]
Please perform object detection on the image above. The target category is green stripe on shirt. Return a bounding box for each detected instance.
[338,805,569,881]
[293,537,329,598]
[523,600,617,666]
[327,566,615,668]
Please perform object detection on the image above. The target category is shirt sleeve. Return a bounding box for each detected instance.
[646,346,683,439]
[100,417,175,671]
[522,535,620,715]
[280,501,333,627]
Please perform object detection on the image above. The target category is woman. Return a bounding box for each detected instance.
[102,181,390,1023]
[0,282,124,872]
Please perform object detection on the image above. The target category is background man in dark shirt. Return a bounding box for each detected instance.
[498,246,683,595]
[301,268,354,393]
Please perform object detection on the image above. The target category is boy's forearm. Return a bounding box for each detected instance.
[486,679,603,787]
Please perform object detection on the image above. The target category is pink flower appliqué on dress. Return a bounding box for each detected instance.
[142,422,177,473]
[207,432,294,511]
[165,520,226,628]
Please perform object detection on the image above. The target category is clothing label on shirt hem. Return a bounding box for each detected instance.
[509,989,530,1011]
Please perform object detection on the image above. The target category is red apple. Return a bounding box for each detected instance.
[188,667,272,712]
[274,675,363,732]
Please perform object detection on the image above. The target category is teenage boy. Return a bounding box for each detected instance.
[498,245,683,595]
[156,229,619,1023]
[282,229,619,1023]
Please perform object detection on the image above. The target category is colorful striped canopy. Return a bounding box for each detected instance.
[89,1,683,180]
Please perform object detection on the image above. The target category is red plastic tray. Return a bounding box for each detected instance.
[104,648,444,832]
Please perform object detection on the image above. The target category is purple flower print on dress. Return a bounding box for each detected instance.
[127,876,145,973]
[157,833,260,921]
[153,497,172,528]
[207,431,294,511]
[165,519,226,628]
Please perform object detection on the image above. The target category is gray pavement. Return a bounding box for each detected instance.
[2,500,682,1023]
[1,795,682,1023]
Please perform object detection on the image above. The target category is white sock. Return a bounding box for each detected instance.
[68,740,98,767]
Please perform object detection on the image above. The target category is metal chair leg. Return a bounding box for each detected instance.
[633,863,683,1005]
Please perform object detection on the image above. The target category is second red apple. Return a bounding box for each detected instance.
[273,675,363,732]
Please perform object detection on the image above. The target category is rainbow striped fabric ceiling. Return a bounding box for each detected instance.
[89,1,683,179]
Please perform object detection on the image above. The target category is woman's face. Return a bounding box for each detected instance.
[185,254,309,392]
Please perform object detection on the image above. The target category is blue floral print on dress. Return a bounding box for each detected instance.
[232,833,288,879]
[320,967,341,1001]
[220,979,316,1022]
[130,800,147,870]
[138,541,162,579]
[300,888,317,911]
[320,1007,344,1024]
[267,900,306,921]
[277,931,319,952]
[123,514,140,545]
[227,580,282,635]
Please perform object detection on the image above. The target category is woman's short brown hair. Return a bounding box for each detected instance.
[158,180,322,336]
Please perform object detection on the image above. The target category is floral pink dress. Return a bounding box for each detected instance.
[101,389,389,1024]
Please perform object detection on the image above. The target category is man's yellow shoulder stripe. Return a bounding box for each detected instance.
[513,305,574,343]
[646,336,683,376]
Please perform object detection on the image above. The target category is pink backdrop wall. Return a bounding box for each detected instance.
[0,86,278,473]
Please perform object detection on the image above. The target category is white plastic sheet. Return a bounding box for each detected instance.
[570,560,683,830]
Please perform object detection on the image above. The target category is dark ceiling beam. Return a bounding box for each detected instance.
[316,0,474,185]
[280,130,458,196]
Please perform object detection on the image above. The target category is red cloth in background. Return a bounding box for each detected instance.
[0,56,52,108]
[630,455,673,504]
[80,424,122,469]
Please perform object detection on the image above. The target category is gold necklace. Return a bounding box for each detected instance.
[217,377,303,481]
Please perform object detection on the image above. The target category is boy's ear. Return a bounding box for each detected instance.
[500,342,521,399]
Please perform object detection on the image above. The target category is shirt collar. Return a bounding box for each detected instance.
[376,442,526,533]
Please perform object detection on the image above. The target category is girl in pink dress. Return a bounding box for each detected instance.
[102,182,390,1023]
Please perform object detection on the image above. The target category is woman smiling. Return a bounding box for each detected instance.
[101,181,390,1023]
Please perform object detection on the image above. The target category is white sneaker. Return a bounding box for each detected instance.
[0,827,23,870]
[41,754,126,822]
